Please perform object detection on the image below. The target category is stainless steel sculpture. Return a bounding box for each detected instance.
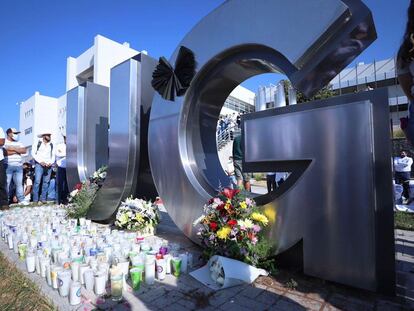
[243,89,394,294]
[87,54,158,220]
[149,0,394,294]
[66,82,109,190]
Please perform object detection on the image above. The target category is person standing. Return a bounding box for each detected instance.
[0,127,8,209]
[32,130,55,204]
[394,150,413,203]
[232,134,251,191]
[55,135,68,204]
[397,1,414,144]
[225,156,237,189]
[4,128,27,204]
[266,173,277,193]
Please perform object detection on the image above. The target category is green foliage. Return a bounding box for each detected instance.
[285,278,298,290]
[253,173,265,181]
[67,182,99,219]
[282,80,337,104]
[395,211,414,231]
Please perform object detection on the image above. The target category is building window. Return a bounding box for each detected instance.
[24,127,32,135]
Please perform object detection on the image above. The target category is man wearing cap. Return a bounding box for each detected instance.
[32,130,55,204]
[0,126,8,209]
[4,128,27,204]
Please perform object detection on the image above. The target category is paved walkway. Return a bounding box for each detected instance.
[0,208,413,310]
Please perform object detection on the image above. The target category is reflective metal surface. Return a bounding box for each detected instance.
[66,82,109,190]
[148,0,392,294]
[243,89,394,294]
[149,0,375,247]
[87,54,158,221]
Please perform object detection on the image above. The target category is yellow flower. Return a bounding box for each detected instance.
[217,226,231,239]
[224,201,231,211]
[239,201,247,209]
[251,212,269,226]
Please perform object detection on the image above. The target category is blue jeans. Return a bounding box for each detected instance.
[33,163,52,202]
[5,165,24,202]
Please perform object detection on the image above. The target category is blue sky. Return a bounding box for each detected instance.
[0,0,409,129]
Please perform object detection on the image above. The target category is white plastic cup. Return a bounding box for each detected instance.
[58,270,71,297]
[51,266,63,289]
[79,263,89,284]
[145,256,155,285]
[84,269,94,292]
[26,254,36,273]
[94,271,106,295]
[69,281,82,305]
[156,258,166,280]
[71,261,79,282]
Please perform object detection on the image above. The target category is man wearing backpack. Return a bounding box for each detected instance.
[31,130,55,204]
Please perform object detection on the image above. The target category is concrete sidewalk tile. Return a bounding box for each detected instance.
[283,293,323,311]
[219,300,254,311]
[255,289,281,305]
[273,298,308,311]
[239,285,265,299]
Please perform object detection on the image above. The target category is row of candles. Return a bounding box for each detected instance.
[0,206,192,305]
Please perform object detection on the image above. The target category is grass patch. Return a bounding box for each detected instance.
[395,211,414,231]
[0,252,55,311]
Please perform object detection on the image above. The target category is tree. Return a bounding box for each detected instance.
[281,80,337,104]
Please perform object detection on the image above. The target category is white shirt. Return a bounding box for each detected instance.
[0,127,4,161]
[394,156,413,172]
[55,143,66,168]
[32,140,55,165]
[4,139,26,166]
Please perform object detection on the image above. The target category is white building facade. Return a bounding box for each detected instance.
[19,35,140,154]
[19,92,59,153]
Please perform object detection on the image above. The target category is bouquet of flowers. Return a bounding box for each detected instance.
[66,166,107,218]
[90,166,107,187]
[115,197,160,233]
[66,180,99,218]
[194,188,275,270]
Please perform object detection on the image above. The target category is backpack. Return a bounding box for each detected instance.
[36,140,53,158]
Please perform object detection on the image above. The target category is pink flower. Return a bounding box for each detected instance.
[252,225,261,233]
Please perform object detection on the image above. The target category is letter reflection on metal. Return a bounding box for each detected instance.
[66,82,109,190]
[149,0,394,294]
[87,54,158,221]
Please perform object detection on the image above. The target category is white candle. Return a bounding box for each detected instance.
[145,256,155,285]
[69,281,82,305]
[179,253,188,273]
[51,266,63,289]
[7,233,13,249]
[26,254,36,273]
[40,257,49,278]
[164,254,172,274]
[71,261,80,282]
[57,270,71,297]
[84,269,95,292]
[79,263,89,284]
[45,263,52,286]
[156,258,166,280]
[94,271,106,295]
